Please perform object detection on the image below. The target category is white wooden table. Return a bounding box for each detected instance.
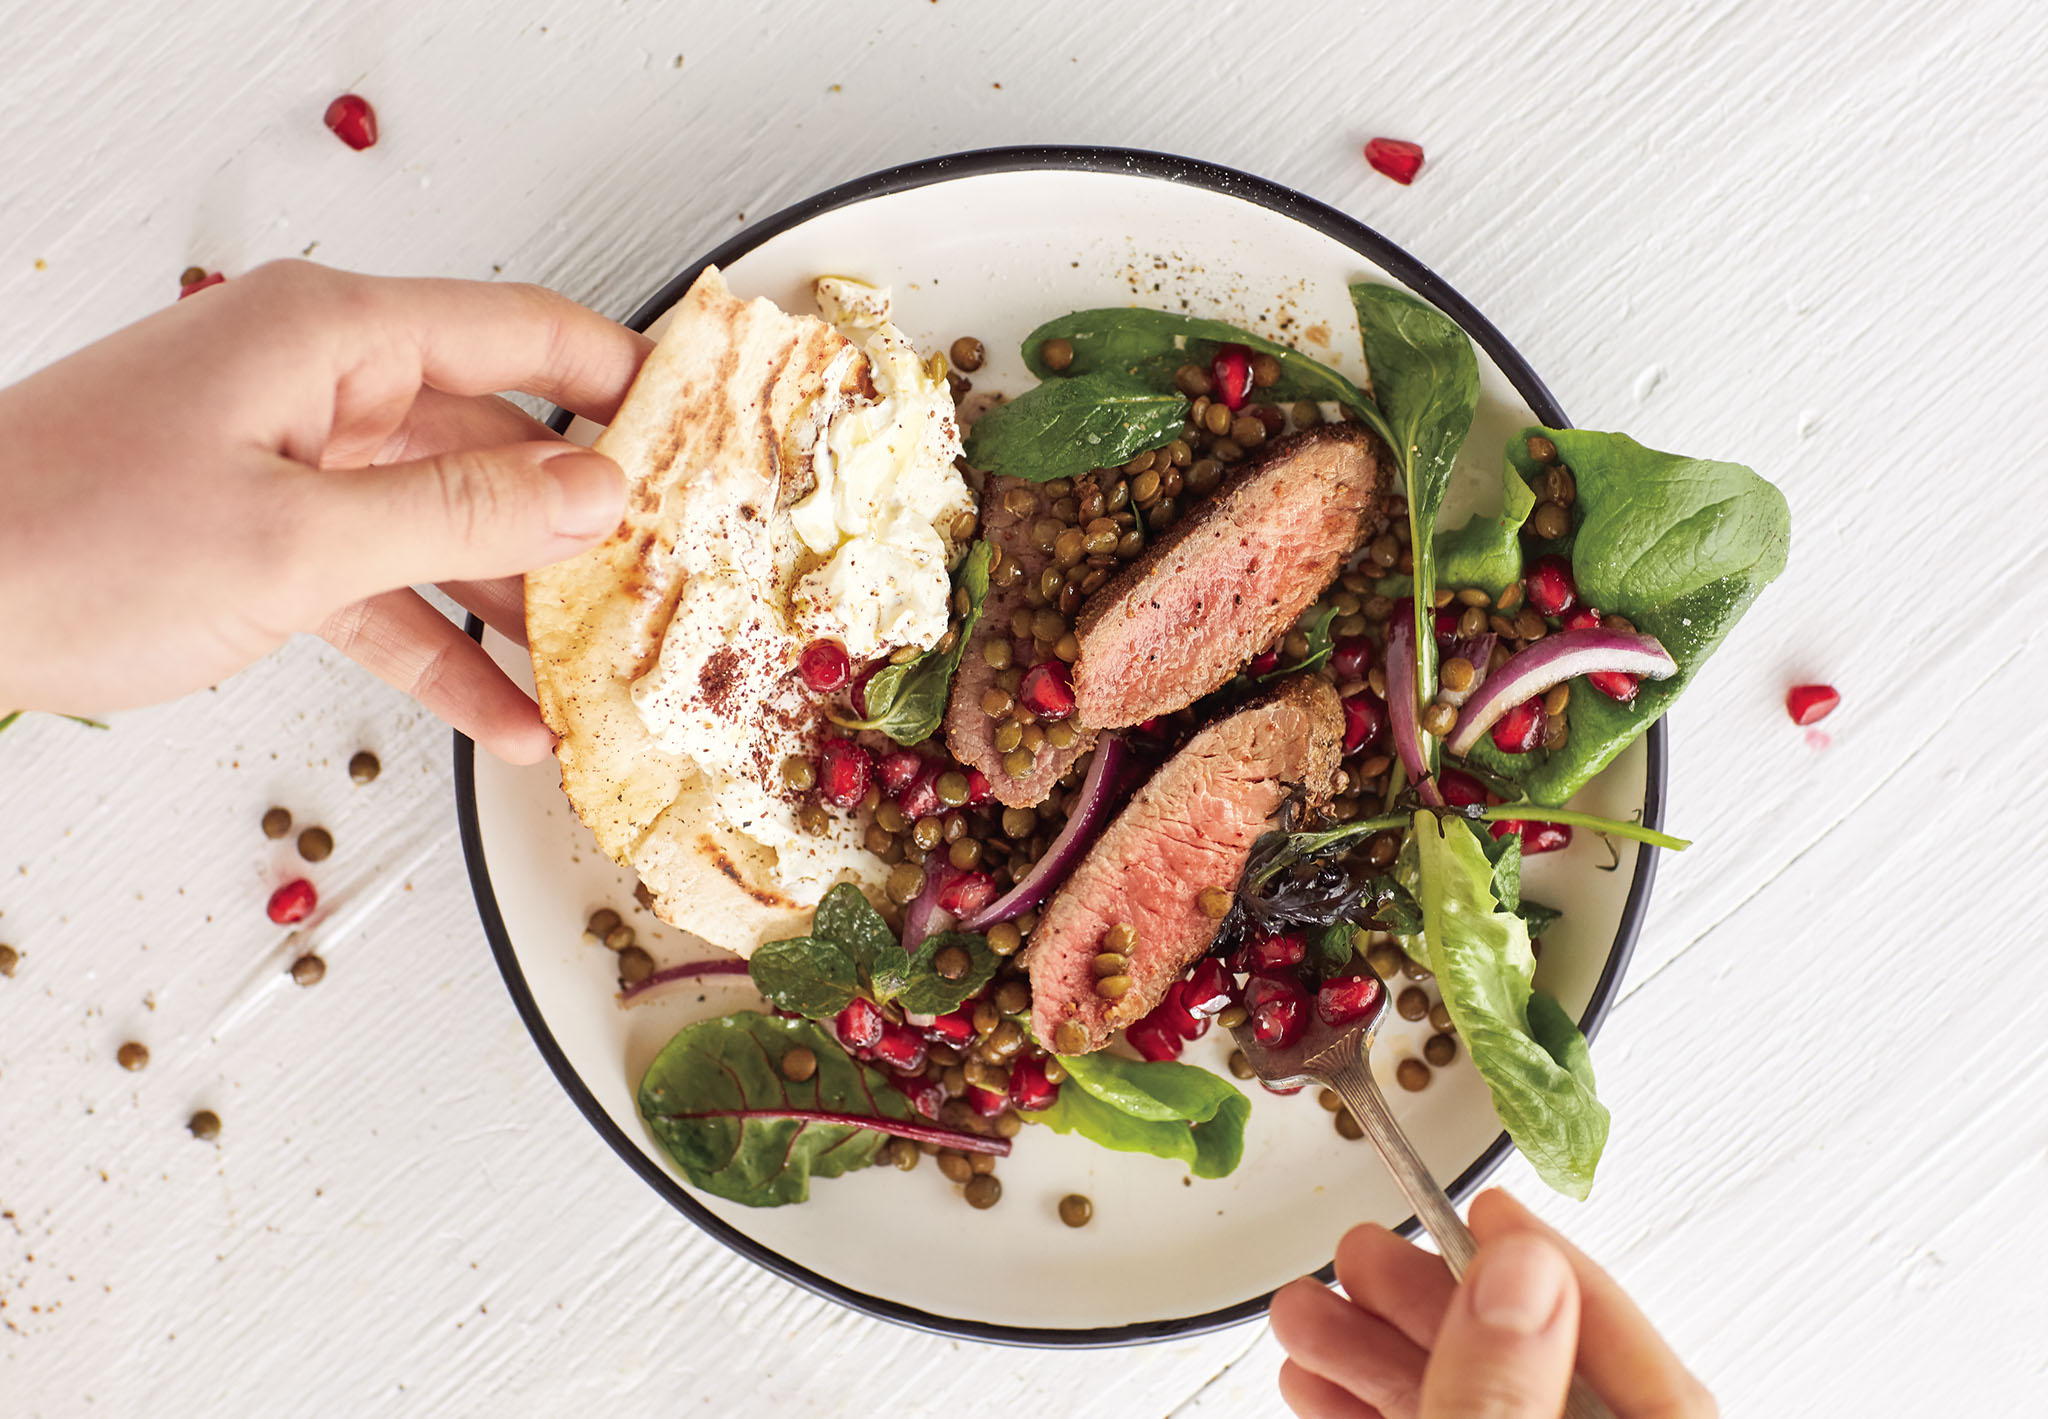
[6,1,2046,1412]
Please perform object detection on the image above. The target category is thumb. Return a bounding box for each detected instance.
[312,441,625,598]
[1421,1233,1579,1419]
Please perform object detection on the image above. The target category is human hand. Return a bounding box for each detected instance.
[1270,1188,1715,1418]
[0,260,652,763]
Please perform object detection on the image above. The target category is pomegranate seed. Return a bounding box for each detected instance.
[797,639,851,693]
[1211,344,1253,411]
[817,738,874,807]
[1156,981,1209,1041]
[1439,768,1488,807]
[1018,661,1076,721]
[1248,404,1285,436]
[1247,930,1307,972]
[1331,636,1376,681]
[1342,691,1388,754]
[1434,606,1461,643]
[177,271,225,300]
[964,768,993,805]
[1786,684,1840,725]
[1316,972,1385,1027]
[897,763,943,820]
[967,1084,1010,1118]
[1560,604,1602,632]
[1260,1079,1305,1096]
[1364,136,1425,185]
[1125,1011,1185,1062]
[1245,975,1309,1049]
[890,1072,946,1120]
[1490,699,1547,754]
[322,93,379,151]
[1137,715,1166,734]
[1588,671,1640,704]
[1523,555,1577,618]
[872,1021,929,1074]
[876,749,924,797]
[1248,648,1281,677]
[937,870,997,916]
[1183,959,1234,1017]
[925,1005,977,1049]
[1491,819,1572,854]
[834,997,884,1050]
[267,878,317,925]
[1007,1055,1061,1112]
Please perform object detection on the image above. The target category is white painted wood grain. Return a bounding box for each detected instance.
[4,0,2047,1413]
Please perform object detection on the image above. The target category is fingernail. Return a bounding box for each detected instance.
[1470,1235,1570,1336]
[544,449,624,539]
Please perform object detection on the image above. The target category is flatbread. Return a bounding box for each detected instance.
[525,267,887,957]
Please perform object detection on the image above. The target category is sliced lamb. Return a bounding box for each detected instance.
[1070,425,1387,728]
[945,474,1096,807]
[1027,675,1345,1054]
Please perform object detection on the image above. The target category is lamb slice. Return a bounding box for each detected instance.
[945,474,1096,807]
[1027,675,1344,1054]
[1071,425,1386,729]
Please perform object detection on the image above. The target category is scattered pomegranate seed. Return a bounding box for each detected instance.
[890,1072,946,1120]
[1248,647,1281,677]
[1183,959,1234,1017]
[1211,344,1253,411]
[964,768,993,805]
[817,738,874,807]
[1587,671,1640,704]
[876,749,924,797]
[1156,981,1210,1041]
[1018,660,1076,721]
[1125,1011,1185,1062]
[897,763,943,820]
[937,870,998,917]
[834,997,884,1051]
[1245,975,1309,1048]
[1316,972,1385,1027]
[267,878,317,925]
[1438,768,1488,807]
[177,271,225,300]
[967,1084,1010,1118]
[1523,555,1577,618]
[1786,684,1840,725]
[1007,1055,1061,1111]
[1490,699,1547,754]
[925,1005,977,1049]
[797,638,851,693]
[323,93,379,151]
[871,1022,929,1074]
[1491,820,1573,854]
[1247,930,1307,973]
[1560,605,1603,632]
[1331,636,1376,682]
[1364,137,1425,185]
[1342,691,1388,754]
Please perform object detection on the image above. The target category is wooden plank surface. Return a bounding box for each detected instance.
[4,0,2046,1413]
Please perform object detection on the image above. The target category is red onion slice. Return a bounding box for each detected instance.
[616,957,750,1006]
[1446,628,1677,755]
[959,734,1128,931]
[902,863,957,953]
[1386,616,1432,786]
[1439,633,1497,709]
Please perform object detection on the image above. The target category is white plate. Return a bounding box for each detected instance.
[455,148,1664,1345]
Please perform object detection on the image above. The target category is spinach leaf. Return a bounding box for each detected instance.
[1465,428,1790,805]
[808,881,900,987]
[1035,1049,1251,1178]
[836,541,993,744]
[747,935,859,1019]
[888,930,1000,1016]
[1437,451,1538,596]
[1516,900,1563,937]
[1018,308,1386,437]
[1413,812,1608,1198]
[637,1013,909,1206]
[961,372,1187,484]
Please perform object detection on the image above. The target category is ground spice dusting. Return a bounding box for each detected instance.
[697,647,743,715]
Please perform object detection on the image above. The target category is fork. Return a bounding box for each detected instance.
[1230,980,1615,1419]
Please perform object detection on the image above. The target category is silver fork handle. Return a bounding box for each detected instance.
[1321,1056,1614,1419]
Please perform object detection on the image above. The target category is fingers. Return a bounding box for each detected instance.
[319,588,555,765]
[441,576,529,646]
[1270,1277,1429,1419]
[1469,1191,1717,1417]
[1280,1360,1389,1419]
[324,387,561,471]
[1333,1222,1460,1351]
[1419,1233,1579,1419]
[308,440,624,598]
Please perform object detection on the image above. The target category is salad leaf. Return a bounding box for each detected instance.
[1474,825,1524,913]
[811,881,901,987]
[1310,922,1362,978]
[1258,604,1340,681]
[0,712,17,735]
[1034,1049,1251,1178]
[961,372,1187,484]
[836,541,993,744]
[1017,307,1384,435]
[638,1013,910,1206]
[747,935,860,1019]
[1516,900,1563,937]
[760,883,998,1019]
[886,930,1000,1016]
[1465,429,1790,805]
[1412,812,1608,1198]
[1436,450,1538,596]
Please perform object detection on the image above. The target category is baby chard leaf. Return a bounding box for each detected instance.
[1035,1048,1251,1178]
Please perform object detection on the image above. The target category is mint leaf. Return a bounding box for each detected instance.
[747,936,859,1020]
